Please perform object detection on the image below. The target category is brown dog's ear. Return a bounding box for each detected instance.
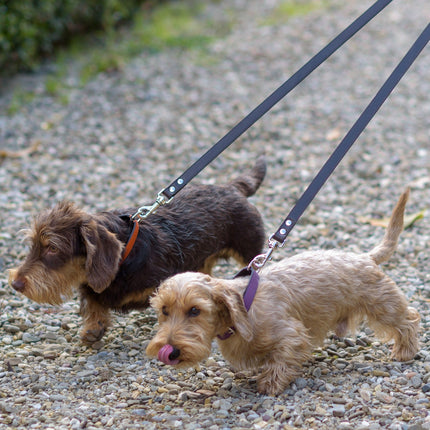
[80,220,122,293]
[212,283,253,342]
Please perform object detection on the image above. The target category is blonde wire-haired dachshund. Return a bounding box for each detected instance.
[147,189,420,395]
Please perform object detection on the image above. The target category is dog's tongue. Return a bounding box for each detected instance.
[158,344,180,365]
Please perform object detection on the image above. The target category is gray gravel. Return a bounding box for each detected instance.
[1,0,429,428]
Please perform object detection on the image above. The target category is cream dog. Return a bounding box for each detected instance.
[146,189,420,395]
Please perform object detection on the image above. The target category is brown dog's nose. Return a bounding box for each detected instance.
[12,278,26,293]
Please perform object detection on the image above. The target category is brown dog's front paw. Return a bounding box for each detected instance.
[257,378,283,396]
[81,322,106,344]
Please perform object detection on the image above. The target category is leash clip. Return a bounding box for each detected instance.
[131,192,171,221]
[247,237,280,272]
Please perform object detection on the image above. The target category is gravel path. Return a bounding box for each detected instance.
[1,0,429,428]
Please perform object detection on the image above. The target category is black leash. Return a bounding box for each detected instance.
[132,0,393,220]
[247,22,430,272]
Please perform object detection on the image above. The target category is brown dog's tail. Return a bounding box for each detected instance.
[230,156,266,197]
[368,188,410,265]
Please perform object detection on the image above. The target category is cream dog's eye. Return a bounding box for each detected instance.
[162,306,169,316]
[187,307,200,317]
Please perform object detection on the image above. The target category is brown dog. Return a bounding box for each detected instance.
[9,158,266,343]
[146,189,420,395]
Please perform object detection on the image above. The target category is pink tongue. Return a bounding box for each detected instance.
[158,344,180,365]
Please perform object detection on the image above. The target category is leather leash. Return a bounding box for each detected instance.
[247,22,430,274]
[132,0,393,221]
[228,22,430,322]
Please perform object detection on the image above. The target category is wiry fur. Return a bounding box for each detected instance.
[146,189,420,395]
[9,159,266,343]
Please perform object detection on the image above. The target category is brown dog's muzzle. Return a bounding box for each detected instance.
[11,278,26,293]
[8,269,26,293]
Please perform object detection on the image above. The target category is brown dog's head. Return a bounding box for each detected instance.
[9,201,123,304]
[146,272,252,367]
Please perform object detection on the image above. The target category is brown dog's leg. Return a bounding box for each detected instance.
[79,294,111,343]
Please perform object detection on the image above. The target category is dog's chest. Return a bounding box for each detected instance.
[217,337,263,370]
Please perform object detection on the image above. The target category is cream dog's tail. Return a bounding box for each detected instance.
[369,188,410,265]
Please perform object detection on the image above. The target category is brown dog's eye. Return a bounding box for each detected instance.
[187,307,200,317]
[162,306,169,316]
[46,244,58,254]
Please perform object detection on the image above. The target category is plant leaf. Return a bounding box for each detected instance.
[359,209,425,229]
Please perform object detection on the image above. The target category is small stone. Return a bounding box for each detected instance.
[2,336,12,345]
[332,404,345,417]
[5,357,21,366]
[315,406,327,415]
[216,409,229,418]
[344,338,355,347]
[395,377,408,385]
[3,324,20,334]
[372,370,390,377]
[295,377,307,389]
[410,375,422,388]
[76,370,95,378]
[375,391,394,404]
[22,333,40,343]
[312,367,322,378]
[422,383,430,393]
[247,412,259,421]
[196,389,215,397]
[165,384,181,393]
[43,351,58,360]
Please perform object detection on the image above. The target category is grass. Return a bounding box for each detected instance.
[80,0,226,85]
[261,0,328,26]
[132,2,215,51]
[7,90,36,115]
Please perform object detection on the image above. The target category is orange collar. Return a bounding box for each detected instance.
[120,219,139,265]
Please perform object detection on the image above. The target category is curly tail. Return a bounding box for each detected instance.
[229,156,266,197]
[368,188,410,265]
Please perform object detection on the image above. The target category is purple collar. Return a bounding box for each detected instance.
[217,269,259,340]
[242,268,260,312]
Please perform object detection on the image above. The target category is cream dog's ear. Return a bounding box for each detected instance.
[212,283,253,342]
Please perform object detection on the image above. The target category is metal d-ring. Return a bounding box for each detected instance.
[248,238,279,272]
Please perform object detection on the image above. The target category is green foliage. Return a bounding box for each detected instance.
[79,0,223,84]
[5,0,230,114]
[0,0,145,74]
